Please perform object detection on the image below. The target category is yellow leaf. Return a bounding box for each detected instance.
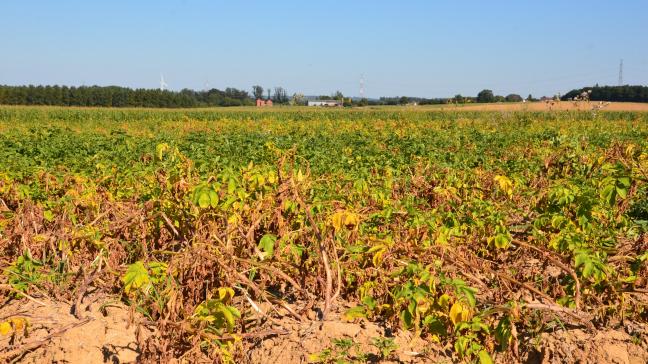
[479,350,494,364]
[416,297,431,313]
[625,144,636,156]
[10,317,26,331]
[344,213,359,227]
[227,214,241,225]
[308,353,322,363]
[367,244,388,267]
[372,248,385,267]
[343,306,367,321]
[449,302,472,325]
[597,155,606,166]
[0,321,12,336]
[438,293,451,310]
[331,212,344,231]
[156,143,169,160]
[330,211,360,232]
[494,175,513,197]
[218,287,235,303]
[122,261,150,295]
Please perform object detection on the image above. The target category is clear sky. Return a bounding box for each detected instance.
[1,0,647,98]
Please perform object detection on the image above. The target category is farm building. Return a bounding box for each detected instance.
[307,100,343,107]
[256,99,273,107]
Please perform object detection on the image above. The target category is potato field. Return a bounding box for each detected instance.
[0,106,647,363]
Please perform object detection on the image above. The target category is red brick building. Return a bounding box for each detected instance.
[256,99,273,107]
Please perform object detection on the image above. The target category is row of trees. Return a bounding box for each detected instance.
[475,90,524,103]
[0,84,328,108]
[561,85,648,103]
[251,85,290,104]
[3,84,645,108]
[0,85,255,107]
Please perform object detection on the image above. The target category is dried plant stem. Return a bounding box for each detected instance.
[71,267,98,319]
[330,238,342,303]
[204,329,289,341]
[0,284,48,307]
[514,239,582,310]
[525,302,594,331]
[233,257,311,298]
[290,178,333,319]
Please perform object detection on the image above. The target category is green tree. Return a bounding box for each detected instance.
[562,85,648,103]
[477,89,495,103]
[272,87,288,104]
[505,94,523,102]
[252,85,264,100]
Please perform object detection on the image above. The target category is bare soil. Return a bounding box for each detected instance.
[0,295,152,364]
[246,306,648,364]
[1,296,647,363]
[525,326,648,364]
[246,304,446,363]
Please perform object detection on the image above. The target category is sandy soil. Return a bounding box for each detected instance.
[247,304,444,363]
[0,295,153,363]
[245,303,648,364]
[1,295,647,363]
[525,326,648,364]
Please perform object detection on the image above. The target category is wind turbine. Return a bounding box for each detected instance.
[160,74,168,91]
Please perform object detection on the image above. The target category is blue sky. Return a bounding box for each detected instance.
[1,0,647,98]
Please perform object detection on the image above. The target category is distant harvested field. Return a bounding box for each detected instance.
[436,101,648,112]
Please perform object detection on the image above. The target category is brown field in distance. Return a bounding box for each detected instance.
[434,101,648,112]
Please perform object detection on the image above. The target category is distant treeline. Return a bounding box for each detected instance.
[562,85,648,103]
[0,85,254,108]
[4,84,646,108]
